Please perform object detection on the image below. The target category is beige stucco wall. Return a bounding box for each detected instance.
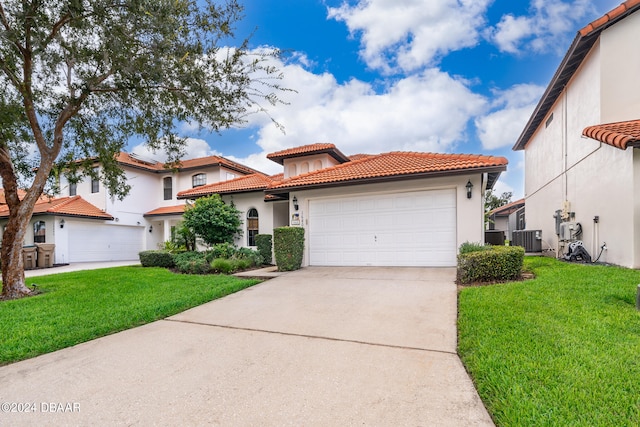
[290,174,485,267]
[600,10,640,123]
[283,154,341,179]
[524,22,640,267]
[221,192,276,248]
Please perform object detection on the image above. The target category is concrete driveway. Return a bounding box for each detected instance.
[0,267,493,426]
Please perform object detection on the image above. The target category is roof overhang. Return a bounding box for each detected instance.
[265,165,507,194]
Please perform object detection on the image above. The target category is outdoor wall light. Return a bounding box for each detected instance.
[292,196,299,211]
[466,180,474,199]
[59,219,65,229]
[149,225,153,233]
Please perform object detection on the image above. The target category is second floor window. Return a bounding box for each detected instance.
[69,182,77,196]
[192,173,206,188]
[91,167,100,193]
[163,177,172,200]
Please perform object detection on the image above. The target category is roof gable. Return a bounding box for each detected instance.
[513,0,640,151]
[0,196,113,220]
[266,143,350,165]
[177,173,277,199]
[115,152,262,176]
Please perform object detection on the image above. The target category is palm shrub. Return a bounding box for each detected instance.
[274,227,304,271]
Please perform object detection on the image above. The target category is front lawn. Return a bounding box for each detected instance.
[458,257,640,426]
[0,266,260,365]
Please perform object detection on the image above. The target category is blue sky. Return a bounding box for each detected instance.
[132,0,621,198]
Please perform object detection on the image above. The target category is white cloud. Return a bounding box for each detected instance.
[475,83,544,150]
[489,0,597,54]
[131,138,220,163]
[327,0,492,73]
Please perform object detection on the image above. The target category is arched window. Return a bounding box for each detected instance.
[301,162,309,174]
[313,160,323,171]
[163,177,172,200]
[288,164,297,177]
[247,208,259,246]
[34,221,46,243]
[192,173,206,188]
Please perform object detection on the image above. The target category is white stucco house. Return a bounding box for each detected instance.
[178,143,507,267]
[0,143,507,267]
[513,0,640,267]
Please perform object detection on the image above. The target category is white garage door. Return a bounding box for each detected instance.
[69,222,144,262]
[309,189,457,267]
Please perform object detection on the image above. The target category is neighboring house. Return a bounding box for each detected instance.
[513,1,640,266]
[0,153,260,264]
[487,198,525,241]
[179,143,508,267]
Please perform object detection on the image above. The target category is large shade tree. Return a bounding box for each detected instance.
[0,0,287,299]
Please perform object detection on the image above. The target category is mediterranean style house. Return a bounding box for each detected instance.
[513,0,640,267]
[0,143,507,267]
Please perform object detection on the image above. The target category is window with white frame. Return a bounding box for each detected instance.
[163,177,172,200]
[192,173,206,188]
[247,208,259,246]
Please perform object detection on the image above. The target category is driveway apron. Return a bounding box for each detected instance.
[0,267,494,426]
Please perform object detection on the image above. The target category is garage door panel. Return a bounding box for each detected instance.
[69,222,143,262]
[309,189,457,267]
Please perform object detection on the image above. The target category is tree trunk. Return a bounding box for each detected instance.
[1,211,33,299]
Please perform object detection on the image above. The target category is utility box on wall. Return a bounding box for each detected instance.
[512,230,542,253]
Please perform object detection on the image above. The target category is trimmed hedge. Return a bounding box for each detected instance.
[274,227,304,271]
[139,250,175,268]
[173,251,212,275]
[457,245,524,284]
[255,234,273,265]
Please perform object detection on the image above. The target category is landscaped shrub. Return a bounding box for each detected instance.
[457,245,524,284]
[234,247,263,267]
[205,242,237,262]
[459,241,491,255]
[211,258,234,274]
[173,251,211,274]
[255,234,273,265]
[274,227,304,271]
[139,250,175,268]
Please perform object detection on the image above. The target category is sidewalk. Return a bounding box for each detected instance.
[24,260,140,278]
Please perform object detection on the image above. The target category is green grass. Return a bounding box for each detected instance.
[458,257,640,426]
[0,266,260,365]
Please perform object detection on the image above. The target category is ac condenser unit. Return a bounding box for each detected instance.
[512,230,542,253]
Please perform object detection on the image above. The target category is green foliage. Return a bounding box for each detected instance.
[182,195,242,246]
[159,240,186,253]
[458,242,491,255]
[274,227,305,271]
[457,246,524,284]
[205,242,238,261]
[255,234,273,265]
[0,266,259,364]
[173,251,211,275]
[211,258,234,275]
[139,250,175,268]
[234,247,264,267]
[172,222,196,252]
[459,257,640,426]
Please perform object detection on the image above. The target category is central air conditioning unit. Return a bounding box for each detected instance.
[512,230,542,253]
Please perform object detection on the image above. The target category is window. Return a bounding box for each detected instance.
[163,177,172,200]
[69,182,77,196]
[91,167,99,193]
[192,173,206,188]
[34,221,46,243]
[247,208,259,246]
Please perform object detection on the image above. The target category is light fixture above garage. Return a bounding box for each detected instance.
[292,196,299,211]
[466,180,473,199]
[59,219,65,229]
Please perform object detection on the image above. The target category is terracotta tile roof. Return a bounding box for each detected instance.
[177,173,277,199]
[269,173,284,181]
[0,196,113,220]
[267,152,508,191]
[143,205,187,217]
[0,189,27,204]
[514,0,640,151]
[115,152,262,175]
[489,198,525,217]
[579,0,640,36]
[349,154,373,161]
[267,143,350,165]
[582,120,640,150]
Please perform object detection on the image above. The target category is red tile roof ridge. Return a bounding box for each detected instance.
[579,0,640,36]
[177,173,276,198]
[266,143,337,159]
